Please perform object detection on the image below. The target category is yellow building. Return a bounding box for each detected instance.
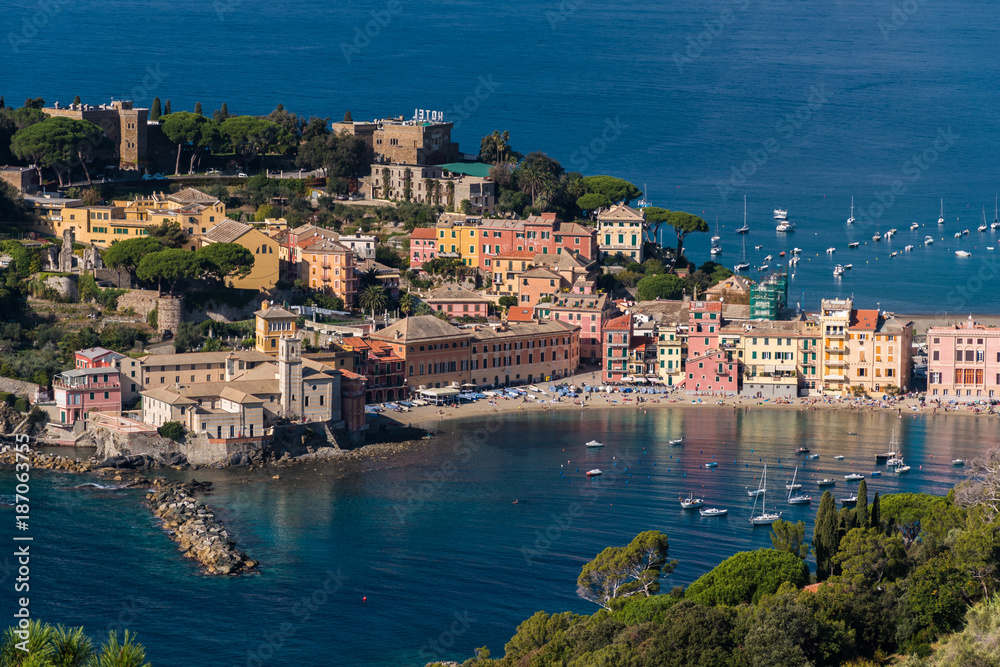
[436,219,480,268]
[656,324,687,387]
[735,320,821,398]
[818,299,853,396]
[255,300,298,355]
[117,188,227,236]
[201,219,280,290]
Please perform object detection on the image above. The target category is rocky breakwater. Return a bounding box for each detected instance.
[146,479,257,575]
[0,444,94,473]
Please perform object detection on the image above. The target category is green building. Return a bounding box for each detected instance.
[750,270,788,320]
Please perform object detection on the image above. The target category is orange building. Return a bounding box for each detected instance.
[298,236,357,307]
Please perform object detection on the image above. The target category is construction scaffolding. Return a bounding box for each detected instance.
[750,270,788,320]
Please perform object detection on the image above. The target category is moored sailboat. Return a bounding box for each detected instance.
[750,465,781,525]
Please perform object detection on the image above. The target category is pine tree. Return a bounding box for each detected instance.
[220,102,228,119]
[195,102,203,116]
[343,110,353,122]
[165,100,172,115]
[72,95,81,106]
[870,492,881,531]
[812,491,839,581]
[856,480,869,529]
[151,97,162,120]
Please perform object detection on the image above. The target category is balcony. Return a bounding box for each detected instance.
[825,330,847,338]
[54,379,120,390]
[824,358,847,366]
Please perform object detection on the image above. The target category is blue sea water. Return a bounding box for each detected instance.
[0,408,992,666]
[4,0,1000,311]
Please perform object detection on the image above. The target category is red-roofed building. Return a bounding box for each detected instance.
[338,337,408,403]
[506,306,535,323]
[409,227,438,269]
[603,314,633,382]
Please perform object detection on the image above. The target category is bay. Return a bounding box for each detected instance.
[1,407,991,666]
[4,1,1000,311]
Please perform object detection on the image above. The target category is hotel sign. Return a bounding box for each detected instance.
[414,109,444,122]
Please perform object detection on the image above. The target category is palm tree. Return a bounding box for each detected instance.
[400,292,415,315]
[358,285,388,313]
[518,162,546,205]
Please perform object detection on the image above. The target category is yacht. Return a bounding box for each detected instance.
[844,473,865,481]
[734,235,750,272]
[826,247,836,254]
[834,264,845,277]
[848,241,860,248]
[847,196,855,225]
[817,479,837,487]
[750,465,781,525]
[787,467,811,505]
[904,244,914,251]
[938,199,945,225]
[710,244,722,256]
[764,254,773,262]
[840,495,858,506]
[956,250,972,257]
[775,208,794,232]
[891,251,898,257]
[680,493,705,509]
[925,236,934,245]
[910,222,919,230]
[992,195,1000,230]
[979,207,988,233]
[735,195,750,234]
[791,247,802,254]
[699,507,728,517]
[843,263,852,270]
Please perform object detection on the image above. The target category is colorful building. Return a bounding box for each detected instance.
[201,219,281,290]
[927,319,1000,400]
[597,203,646,262]
[409,227,438,268]
[603,314,633,382]
[338,337,408,403]
[298,236,357,307]
[54,367,122,424]
[255,301,298,355]
[536,292,616,364]
[656,324,686,387]
[425,285,489,319]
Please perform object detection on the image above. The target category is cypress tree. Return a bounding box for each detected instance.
[813,491,839,581]
[870,492,881,531]
[856,480,869,529]
[72,95,81,106]
[195,102,203,116]
[343,110,352,122]
[165,100,172,115]
[0,96,5,109]
[151,97,162,120]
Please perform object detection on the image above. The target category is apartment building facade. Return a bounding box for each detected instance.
[597,204,646,262]
[927,319,1000,400]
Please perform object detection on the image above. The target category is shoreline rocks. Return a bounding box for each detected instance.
[0,445,94,473]
[145,479,257,576]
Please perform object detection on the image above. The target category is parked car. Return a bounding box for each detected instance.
[206,168,222,175]
[238,172,249,178]
[153,173,168,180]
[348,192,364,200]
[336,193,348,200]
[141,174,154,181]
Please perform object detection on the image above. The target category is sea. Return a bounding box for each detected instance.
[5,0,1000,313]
[0,407,992,666]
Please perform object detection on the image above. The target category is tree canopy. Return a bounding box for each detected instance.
[103,237,165,280]
[10,116,106,186]
[197,242,254,285]
[685,548,810,606]
[581,175,642,205]
[136,248,198,294]
[221,115,293,172]
[577,530,675,610]
[160,112,220,175]
[146,222,189,249]
[636,273,686,301]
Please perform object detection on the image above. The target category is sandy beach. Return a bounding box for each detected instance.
[383,369,997,432]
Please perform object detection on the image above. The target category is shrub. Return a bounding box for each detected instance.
[12,397,28,413]
[685,549,810,606]
[158,421,186,442]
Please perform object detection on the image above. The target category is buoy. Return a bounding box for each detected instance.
[363,596,367,602]
[513,500,518,504]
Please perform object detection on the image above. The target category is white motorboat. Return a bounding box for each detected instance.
[586,469,603,477]
[844,473,865,481]
[844,264,852,269]
[700,507,728,517]
[904,244,914,251]
[925,236,934,245]
[680,493,704,509]
[791,247,802,254]
[910,222,919,230]
[755,244,763,250]
[954,232,962,239]
[668,437,683,445]
[585,440,605,448]
[834,264,845,277]
[826,247,836,254]
[956,250,972,257]
[963,228,970,235]
[834,455,845,460]
[952,458,965,466]
[746,487,765,497]
[817,478,837,487]
[789,256,800,266]
[750,464,781,525]
[848,241,860,248]
[764,254,773,262]
[847,196,855,225]
[840,495,858,506]
[894,463,911,475]
[885,229,896,239]
[891,251,898,257]
[775,208,794,232]
[710,245,722,256]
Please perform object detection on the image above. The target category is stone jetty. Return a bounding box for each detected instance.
[0,445,94,473]
[145,479,257,575]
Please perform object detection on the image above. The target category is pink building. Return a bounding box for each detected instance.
[54,367,122,424]
[75,346,123,369]
[538,292,616,364]
[603,313,633,382]
[684,350,739,393]
[687,301,723,358]
[425,285,489,319]
[927,319,1000,400]
[409,227,438,269]
[475,214,596,270]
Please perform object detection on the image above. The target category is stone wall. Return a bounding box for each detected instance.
[115,289,160,318]
[94,268,132,288]
[44,275,78,301]
[158,296,183,336]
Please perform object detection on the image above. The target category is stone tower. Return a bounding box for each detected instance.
[278,336,302,417]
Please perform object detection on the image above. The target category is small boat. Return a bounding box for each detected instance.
[954,232,962,239]
[895,464,911,475]
[993,195,1000,230]
[758,264,769,271]
[668,437,683,445]
[817,479,837,487]
[952,458,965,466]
[910,222,919,230]
[826,247,836,254]
[843,264,852,270]
[876,451,896,461]
[870,470,882,477]
[710,244,722,256]
[779,251,785,257]
[791,247,802,254]
[904,244,914,251]
[885,229,896,239]
[956,250,972,257]
[586,469,603,477]
[938,198,945,225]
[808,454,820,460]
[844,473,865,481]
[585,440,605,448]
[963,228,970,235]
[750,464,781,525]
[788,466,812,504]
[785,482,802,491]
[834,455,845,460]
[700,507,728,517]
[890,251,898,257]
[736,196,750,234]
[872,233,882,242]
[834,264,845,277]
[848,241,860,248]
[979,207,988,232]
[847,197,855,225]
[796,447,810,454]
[746,487,765,497]
[754,244,763,250]
[705,462,718,468]
[925,236,934,245]
[887,455,904,467]
[775,208,794,232]
[789,257,799,266]
[680,493,704,509]
[840,495,858,506]
[764,254,773,262]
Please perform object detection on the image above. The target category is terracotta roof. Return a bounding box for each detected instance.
[219,386,264,404]
[204,219,252,244]
[254,304,297,319]
[850,309,879,331]
[597,203,645,221]
[140,350,273,367]
[141,387,197,405]
[410,228,438,239]
[76,346,119,360]
[167,187,219,205]
[507,307,534,322]
[520,267,562,280]
[494,250,537,261]
[604,314,633,331]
